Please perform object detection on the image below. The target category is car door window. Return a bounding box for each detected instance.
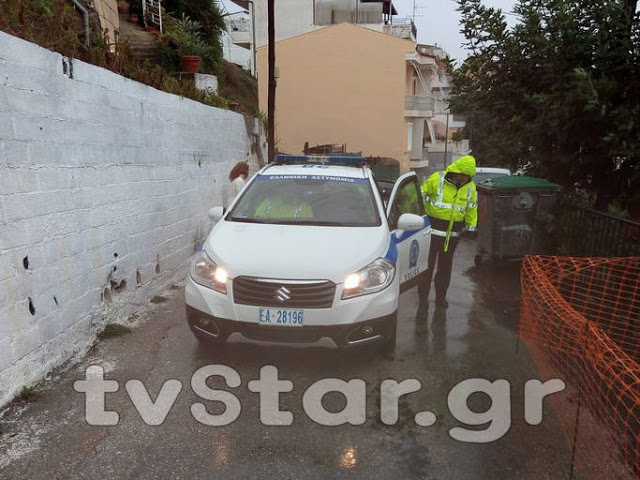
[388,177,424,230]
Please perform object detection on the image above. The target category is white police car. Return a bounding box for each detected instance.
[185,155,431,352]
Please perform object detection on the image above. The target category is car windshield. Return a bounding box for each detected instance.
[227,174,381,226]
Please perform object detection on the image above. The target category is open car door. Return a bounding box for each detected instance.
[385,172,431,292]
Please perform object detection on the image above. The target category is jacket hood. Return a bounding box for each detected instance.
[446,155,476,177]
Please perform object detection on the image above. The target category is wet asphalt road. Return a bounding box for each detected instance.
[0,239,574,479]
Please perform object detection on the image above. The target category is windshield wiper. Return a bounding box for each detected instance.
[228,217,272,224]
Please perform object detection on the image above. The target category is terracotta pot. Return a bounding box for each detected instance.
[180,55,201,73]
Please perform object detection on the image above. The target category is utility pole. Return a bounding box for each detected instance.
[267,0,276,163]
[443,111,450,167]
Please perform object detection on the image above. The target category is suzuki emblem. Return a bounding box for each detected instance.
[275,286,291,302]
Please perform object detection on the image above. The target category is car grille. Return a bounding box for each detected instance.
[240,324,330,343]
[233,277,336,308]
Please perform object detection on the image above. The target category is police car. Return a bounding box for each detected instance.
[185,155,431,352]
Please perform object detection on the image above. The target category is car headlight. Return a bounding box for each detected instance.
[341,258,395,299]
[189,250,228,294]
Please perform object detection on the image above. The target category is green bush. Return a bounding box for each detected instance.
[0,0,252,111]
[163,15,220,71]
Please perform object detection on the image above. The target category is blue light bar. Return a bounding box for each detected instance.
[274,154,365,166]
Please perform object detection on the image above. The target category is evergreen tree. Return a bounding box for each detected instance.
[451,0,639,210]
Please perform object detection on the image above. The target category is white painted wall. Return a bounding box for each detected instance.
[251,0,316,48]
[0,31,256,407]
[249,0,385,49]
[221,30,253,72]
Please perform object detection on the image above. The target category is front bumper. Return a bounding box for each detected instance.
[185,268,399,348]
[186,305,396,348]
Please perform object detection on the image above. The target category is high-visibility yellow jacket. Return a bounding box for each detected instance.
[420,155,478,251]
[255,197,313,219]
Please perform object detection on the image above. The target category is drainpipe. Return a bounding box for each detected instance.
[70,0,90,46]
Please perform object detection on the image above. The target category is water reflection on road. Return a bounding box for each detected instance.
[0,239,572,480]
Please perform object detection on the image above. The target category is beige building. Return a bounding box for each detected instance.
[257,22,417,171]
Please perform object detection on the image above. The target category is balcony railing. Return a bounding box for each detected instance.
[314,0,384,25]
[226,17,251,33]
[405,95,434,115]
[405,51,436,66]
[424,140,470,155]
[143,0,163,33]
[383,18,416,41]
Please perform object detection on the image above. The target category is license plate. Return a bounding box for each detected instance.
[258,308,304,327]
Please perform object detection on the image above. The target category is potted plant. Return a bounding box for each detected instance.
[164,17,207,73]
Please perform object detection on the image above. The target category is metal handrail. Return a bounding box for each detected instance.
[560,203,640,257]
[142,0,163,33]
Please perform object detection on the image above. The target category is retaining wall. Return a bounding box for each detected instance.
[0,31,255,407]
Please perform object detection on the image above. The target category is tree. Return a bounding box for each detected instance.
[450,0,640,210]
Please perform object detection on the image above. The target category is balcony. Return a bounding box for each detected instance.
[383,18,416,41]
[405,51,436,67]
[410,157,429,169]
[424,140,470,155]
[416,44,446,59]
[405,95,434,117]
[314,1,385,25]
[228,30,251,48]
[225,16,251,48]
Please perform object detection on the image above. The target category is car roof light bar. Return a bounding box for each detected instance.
[273,154,366,167]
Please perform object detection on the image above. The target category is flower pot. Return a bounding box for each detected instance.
[180,55,201,73]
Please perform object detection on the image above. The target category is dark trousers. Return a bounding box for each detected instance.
[420,234,460,302]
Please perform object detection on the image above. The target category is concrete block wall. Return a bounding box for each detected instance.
[0,31,255,407]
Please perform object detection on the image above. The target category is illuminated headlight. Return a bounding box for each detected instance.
[189,250,228,294]
[341,258,395,300]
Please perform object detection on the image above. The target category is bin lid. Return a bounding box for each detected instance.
[477,175,562,190]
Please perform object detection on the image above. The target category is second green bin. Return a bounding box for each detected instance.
[475,175,562,264]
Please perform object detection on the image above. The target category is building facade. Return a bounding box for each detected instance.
[230,0,467,174]
[257,23,414,168]
[406,44,469,175]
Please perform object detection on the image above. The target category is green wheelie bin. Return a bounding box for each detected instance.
[474,175,562,264]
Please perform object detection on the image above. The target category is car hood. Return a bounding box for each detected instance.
[203,221,390,283]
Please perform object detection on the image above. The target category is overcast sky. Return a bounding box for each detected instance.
[392,0,517,62]
[218,0,518,63]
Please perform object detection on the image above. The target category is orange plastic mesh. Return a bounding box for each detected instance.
[519,256,639,480]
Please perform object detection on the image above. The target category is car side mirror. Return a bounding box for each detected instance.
[208,206,224,221]
[395,213,425,236]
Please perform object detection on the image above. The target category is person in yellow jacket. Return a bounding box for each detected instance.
[420,155,478,308]
[255,191,313,220]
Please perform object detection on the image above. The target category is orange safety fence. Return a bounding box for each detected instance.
[519,256,639,480]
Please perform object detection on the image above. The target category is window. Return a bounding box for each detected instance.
[388,178,424,229]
